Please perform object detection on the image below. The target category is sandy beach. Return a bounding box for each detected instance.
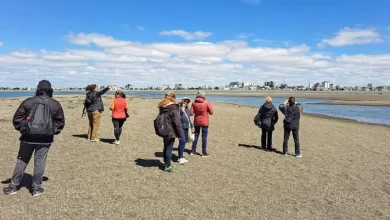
[1,95,390,220]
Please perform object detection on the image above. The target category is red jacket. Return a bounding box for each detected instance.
[110,97,128,119]
[190,96,214,126]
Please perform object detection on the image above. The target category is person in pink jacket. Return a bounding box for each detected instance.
[190,90,214,157]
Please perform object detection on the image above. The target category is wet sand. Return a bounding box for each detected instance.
[0,96,389,220]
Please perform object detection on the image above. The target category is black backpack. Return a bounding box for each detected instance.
[21,99,55,137]
[153,111,173,138]
[82,93,95,117]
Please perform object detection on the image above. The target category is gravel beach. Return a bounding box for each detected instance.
[0,95,389,220]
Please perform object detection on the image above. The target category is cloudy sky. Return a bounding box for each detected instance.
[0,0,389,88]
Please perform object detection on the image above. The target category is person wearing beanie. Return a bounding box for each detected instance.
[4,80,65,196]
[190,90,214,157]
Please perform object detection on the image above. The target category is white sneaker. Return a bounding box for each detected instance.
[178,158,185,164]
[182,158,189,163]
[115,140,120,145]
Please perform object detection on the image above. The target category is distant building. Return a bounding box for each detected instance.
[308,83,312,89]
[174,84,183,90]
[367,83,373,89]
[264,81,275,88]
[229,82,240,88]
[329,84,334,89]
[322,81,329,89]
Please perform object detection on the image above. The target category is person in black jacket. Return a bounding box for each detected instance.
[85,84,112,142]
[279,97,303,157]
[3,80,65,196]
[258,96,279,151]
[158,91,182,172]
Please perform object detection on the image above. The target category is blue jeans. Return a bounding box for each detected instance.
[191,126,208,154]
[163,138,175,167]
[178,128,188,158]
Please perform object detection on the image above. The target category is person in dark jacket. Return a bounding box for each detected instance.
[3,80,65,196]
[158,91,182,172]
[258,96,279,151]
[85,84,112,142]
[177,97,194,164]
[279,97,304,157]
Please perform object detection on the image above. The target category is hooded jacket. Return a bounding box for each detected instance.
[159,103,182,139]
[86,87,110,112]
[190,96,214,126]
[13,94,65,143]
[279,103,303,130]
[259,103,279,130]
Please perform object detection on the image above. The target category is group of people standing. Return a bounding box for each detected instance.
[256,96,303,157]
[3,79,302,196]
[157,91,214,172]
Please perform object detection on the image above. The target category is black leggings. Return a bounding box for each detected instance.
[112,118,126,140]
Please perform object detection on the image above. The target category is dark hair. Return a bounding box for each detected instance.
[115,90,126,98]
[86,84,97,92]
[36,88,53,97]
[288,97,296,105]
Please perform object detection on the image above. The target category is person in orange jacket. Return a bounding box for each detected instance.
[110,90,129,145]
[190,90,214,157]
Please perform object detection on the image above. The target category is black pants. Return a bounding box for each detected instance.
[283,128,300,155]
[112,118,126,141]
[163,138,175,167]
[261,128,273,149]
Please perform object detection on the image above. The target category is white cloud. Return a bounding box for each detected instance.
[66,33,131,47]
[1,32,390,87]
[320,27,383,47]
[241,0,261,5]
[0,41,3,47]
[160,30,212,40]
[11,51,37,58]
[137,26,144,31]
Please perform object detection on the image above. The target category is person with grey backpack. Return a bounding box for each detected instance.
[3,80,65,196]
[279,97,303,157]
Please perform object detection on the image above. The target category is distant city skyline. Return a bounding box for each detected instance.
[0,0,389,87]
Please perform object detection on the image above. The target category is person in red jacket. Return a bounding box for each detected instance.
[190,90,214,157]
[110,90,129,145]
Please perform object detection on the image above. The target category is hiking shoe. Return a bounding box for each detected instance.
[3,185,17,195]
[295,154,302,158]
[202,153,210,157]
[32,187,44,196]
[90,139,100,142]
[164,166,174,172]
[178,158,185,165]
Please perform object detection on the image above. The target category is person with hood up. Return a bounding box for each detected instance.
[3,80,65,196]
[190,90,214,157]
[158,91,182,172]
[258,96,279,151]
[279,97,304,157]
[84,84,112,142]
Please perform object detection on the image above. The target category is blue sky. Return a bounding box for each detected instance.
[0,0,389,87]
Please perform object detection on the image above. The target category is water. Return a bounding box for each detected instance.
[1,91,389,125]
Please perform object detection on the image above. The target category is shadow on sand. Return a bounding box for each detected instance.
[1,174,49,191]
[72,134,89,139]
[238,144,284,155]
[134,158,164,170]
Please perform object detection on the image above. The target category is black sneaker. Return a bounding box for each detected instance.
[32,187,44,197]
[3,185,17,195]
[202,153,210,157]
